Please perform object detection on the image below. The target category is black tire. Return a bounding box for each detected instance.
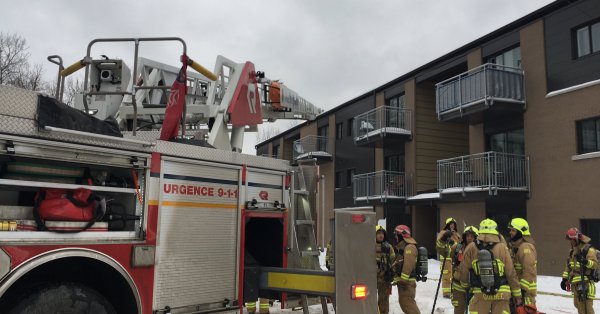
[8,282,117,314]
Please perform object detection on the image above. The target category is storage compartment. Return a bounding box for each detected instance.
[0,151,146,240]
[243,217,284,303]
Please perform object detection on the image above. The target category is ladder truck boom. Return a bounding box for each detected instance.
[58,44,322,152]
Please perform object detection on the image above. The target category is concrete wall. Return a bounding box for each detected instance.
[522,19,600,275]
[439,202,486,232]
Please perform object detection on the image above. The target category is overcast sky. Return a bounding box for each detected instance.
[1,0,554,154]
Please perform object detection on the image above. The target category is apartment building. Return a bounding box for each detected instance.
[256,0,600,275]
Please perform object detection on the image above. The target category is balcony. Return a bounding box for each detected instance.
[437,152,530,197]
[436,63,526,122]
[353,106,412,146]
[353,171,412,203]
[293,136,332,162]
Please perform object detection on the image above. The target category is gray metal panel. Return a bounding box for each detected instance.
[383,81,406,99]
[154,160,240,309]
[481,30,520,59]
[333,95,375,209]
[246,169,285,205]
[544,0,600,92]
[334,210,377,313]
[155,141,290,172]
[415,55,467,83]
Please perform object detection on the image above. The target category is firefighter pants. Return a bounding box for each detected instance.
[397,281,420,314]
[245,298,270,314]
[451,290,467,314]
[468,293,509,314]
[377,279,391,314]
[573,282,595,314]
[441,258,452,297]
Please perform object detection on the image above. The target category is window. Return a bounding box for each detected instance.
[581,219,600,250]
[272,144,280,158]
[347,118,355,137]
[317,125,329,152]
[335,171,343,189]
[346,168,355,187]
[318,125,328,137]
[336,122,343,140]
[574,21,600,58]
[387,94,406,109]
[577,117,600,154]
[385,155,404,172]
[488,129,525,155]
[488,46,521,69]
[387,94,406,128]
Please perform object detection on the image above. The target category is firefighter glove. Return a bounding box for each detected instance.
[560,278,568,291]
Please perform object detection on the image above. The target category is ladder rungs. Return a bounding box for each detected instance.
[300,251,320,256]
[295,220,314,225]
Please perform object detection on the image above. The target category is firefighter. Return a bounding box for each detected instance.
[245,300,270,314]
[376,225,396,314]
[391,224,421,314]
[437,217,461,298]
[459,218,522,314]
[451,225,478,314]
[508,218,539,313]
[562,227,598,314]
[244,250,270,314]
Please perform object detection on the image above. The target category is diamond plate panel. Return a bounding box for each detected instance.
[0,85,38,119]
[0,86,290,171]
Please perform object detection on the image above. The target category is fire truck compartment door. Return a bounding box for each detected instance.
[245,168,285,207]
[154,159,241,310]
[334,210,377,313]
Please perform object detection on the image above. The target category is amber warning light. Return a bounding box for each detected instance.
[351,214,366,224]
[351,284,367,300]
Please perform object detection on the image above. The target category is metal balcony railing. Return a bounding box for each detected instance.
[435,63,525,118]
[437,151,530,195]
[293,135,331,160]
[353,171,412,202]
[353,106,412,143]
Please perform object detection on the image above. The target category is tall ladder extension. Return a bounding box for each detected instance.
[289,159,329,314]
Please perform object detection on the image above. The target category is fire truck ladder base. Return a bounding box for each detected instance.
[289,159,329,313]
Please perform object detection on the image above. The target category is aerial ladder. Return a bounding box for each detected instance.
[52,39,321,153]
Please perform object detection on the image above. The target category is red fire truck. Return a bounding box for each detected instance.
[0,38,377,314]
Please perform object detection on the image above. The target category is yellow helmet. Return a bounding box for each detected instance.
[376,225,386,233]
[508,218,531,236]
[445,217,457,225]
[479,219,499,235]
[464,225,479,236]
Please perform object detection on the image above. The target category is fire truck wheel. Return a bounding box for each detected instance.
[8,282,117,314]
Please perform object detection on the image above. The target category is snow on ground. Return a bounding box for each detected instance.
[260,258,600,313]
